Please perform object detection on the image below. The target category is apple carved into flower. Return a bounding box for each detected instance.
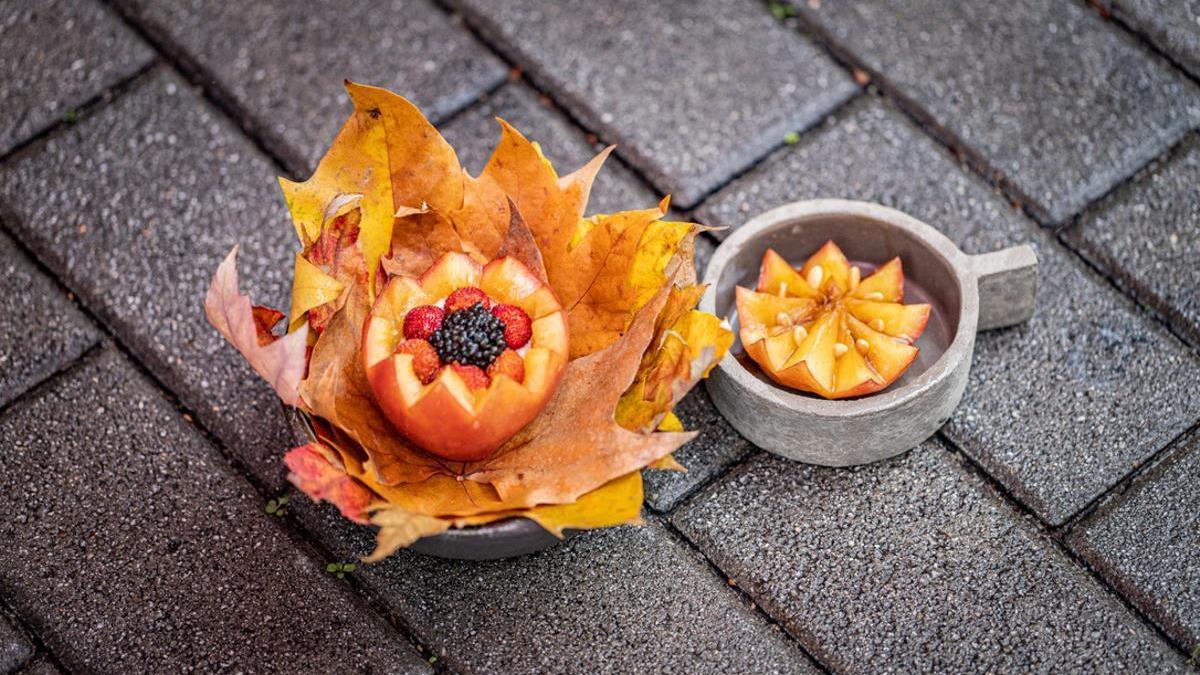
[362,252,569,462]
[737,242,930,399]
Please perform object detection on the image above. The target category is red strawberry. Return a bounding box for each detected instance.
[491,304,532,348]
[487,349,525,384]
[450,362,490,390]
[395,339,441,384]
[445,287,491,313]
[402,305,445,340]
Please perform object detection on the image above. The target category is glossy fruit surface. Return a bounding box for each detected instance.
[363,252,569,461]
[737,242,930,399]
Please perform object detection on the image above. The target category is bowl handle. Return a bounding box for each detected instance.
[967,244,1038,331]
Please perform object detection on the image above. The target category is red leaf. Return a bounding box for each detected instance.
[284,443,373,524]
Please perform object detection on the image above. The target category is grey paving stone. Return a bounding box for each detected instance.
[291,501,815,675]
[0,68,299,489]
[673,443,1186,672]
[0,350,428,673]
[0,611,33,673]
[1101,0,1200,78]
[1065,138,1200,346]
[452,0,857,208]
[0,231,98,409]
[14,655,61,675]
[1068,433,1200,649]
[698,99,1200,525]
[643,387,753,513]
[792,0,1200,224]
[439,83,660,215]
[0,0,154,156]
[115,0,507,171]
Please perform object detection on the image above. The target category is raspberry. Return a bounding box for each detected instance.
[451,363,490,390]
[402,305,445,340]
[490,304,533,349]
[428,303,507,369]
[487,349,525,383]
[444,287,491,313]
[395,339,441,385]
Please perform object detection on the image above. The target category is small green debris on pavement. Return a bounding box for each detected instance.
[784,131,801,145]
[62,109,79,124]
[326,561,356,580]
[768,2,797,21]
[265,495,289,516]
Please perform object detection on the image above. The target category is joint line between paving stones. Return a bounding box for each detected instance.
[1078,0,1200,87]
[645,447,759,517]
[936,430,1196,658]
[1055,223,1200,355]
[0,60,159,169]
[429,0,678,207]
[1057,418,1200,537]
[654,515,835,674]
[0,593,74,675]
[0,342,105,426]
[768,2,1067,229]
[99,0,307,179]
[0,219,445,669]
[432,0,860,213]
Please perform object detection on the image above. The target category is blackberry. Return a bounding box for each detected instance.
[428,302,507,369]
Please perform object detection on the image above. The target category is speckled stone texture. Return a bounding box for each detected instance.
[793,0,1200,224]
[0,231,98,408]
[0,0,153,156]
[14,655,60,675]
[699,99,1200,524]
[1069,434,1200,649]
[1102,0,1200,77]
[452,0,857,208]
[643,388,753,512]
[0,69,298,489]
[439,83,659,215]
[113,0,506,171]
[0,611,33,672]
[292,502,815,675]
[1065,139,1200,346]
[674,443,1185,672]
[0,350,428,673]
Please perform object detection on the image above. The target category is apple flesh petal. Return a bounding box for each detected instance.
[418,251,482,299]
[847,315,918,383]
[735,287,819,327]
[852,257,904,302]
[480,257,561,319]
[845,299,931,343]
[756,248,821,299]
[800,240,852,294]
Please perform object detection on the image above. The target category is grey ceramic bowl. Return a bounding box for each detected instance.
[701,199,1038,466]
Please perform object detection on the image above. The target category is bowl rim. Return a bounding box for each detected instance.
[700,198,980,417]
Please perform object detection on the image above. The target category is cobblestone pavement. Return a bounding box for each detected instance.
[1,1,1197,672]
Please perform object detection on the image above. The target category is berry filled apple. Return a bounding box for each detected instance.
[363,252,568,462]
[736,241,931,399]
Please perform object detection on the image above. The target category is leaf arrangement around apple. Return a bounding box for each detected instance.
[204,82,733,561]
[736,242,931,399]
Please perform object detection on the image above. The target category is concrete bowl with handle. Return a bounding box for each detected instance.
[700,199,1038,466]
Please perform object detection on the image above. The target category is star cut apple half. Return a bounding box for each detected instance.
[362,251,569,462]
[736,241,931,399]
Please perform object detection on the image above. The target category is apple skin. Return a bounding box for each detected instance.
[362,253,568,462]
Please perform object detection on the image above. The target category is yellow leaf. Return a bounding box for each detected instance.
[616,286,734,433]
[288,253,344,332]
